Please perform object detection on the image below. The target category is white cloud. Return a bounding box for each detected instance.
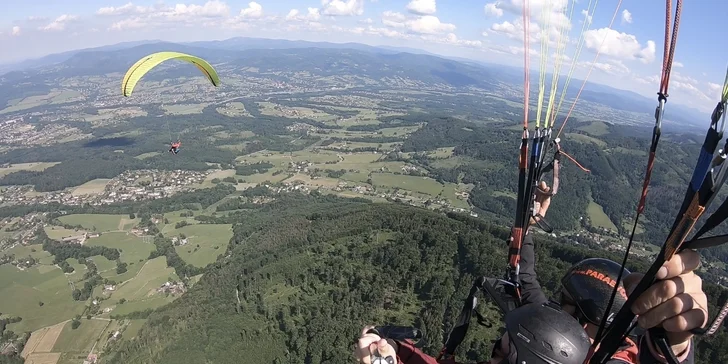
[110,17,146,30]
[11,26,21,36]
[406,0,436,15]
[487,44,539,57]
[27,16,49,22]
[635,74,660,85]
[360,17,373,24]
[240,2,263,18]
[486,0,571,31]
[670,73,712,101]
[621,9,632,24]
[321,0,364,16]
[40,15,79,31]
[583,28,655,64]
[381,12,455,34]
[484,3,503,17]
[581,9,592,25]
[286,9,300,21]
[673,61,684,68]
[382,11,406,28]
[97,3,154,16]
[708,82,722,95]
[285,7,321,21]
[407,15,455,34]
[170,1,230,18]
[489,18,563,48]
[482,31,488,37]
[308,8,321,20]
[442,33,482,48]
[579,59,629,75]
[365,26,408,39]
[105,1,234,31]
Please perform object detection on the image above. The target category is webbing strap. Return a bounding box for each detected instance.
[438,278,518,360]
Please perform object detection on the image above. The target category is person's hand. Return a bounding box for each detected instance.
[625,249,708,355]
[354,326,397,363]
[530,181,552,224]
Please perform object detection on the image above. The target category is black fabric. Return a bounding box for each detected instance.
[519,233,548,305]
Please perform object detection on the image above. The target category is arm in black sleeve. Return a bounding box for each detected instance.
[518,232,548,305]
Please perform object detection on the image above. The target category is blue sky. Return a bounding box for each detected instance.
[1,0,726,113]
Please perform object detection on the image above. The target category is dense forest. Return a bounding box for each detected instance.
[99,193,728,363]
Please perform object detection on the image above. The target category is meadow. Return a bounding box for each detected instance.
[169,224,233,268]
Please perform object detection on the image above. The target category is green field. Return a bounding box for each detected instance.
[89,256,117,274]
[71,179,111,196]
[0,264,85,332]
[610,146,647,156]
[587,199,618,231]
[577,121,610,136]
[240,149,340,165]
[44,226,87,240]
[135,151,161,160]
[1,92,71,114]
[57,214,136,232]
[216,102,251,117]
[5,243,54,265]
[106,257,177,302]
[170,224,232,267]
[370,173,444,195]
[86,232,156,282]
[239,170,289,184]
[163,103,207,115]
[53,318,109,353]
[0,162,60,177]
[101,257,179,316]
[160,210,198,232]
[122,319,147,341]
[565,133,608,147]
[440,183,471,209]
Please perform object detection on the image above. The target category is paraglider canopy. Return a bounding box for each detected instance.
[121,51,220,97]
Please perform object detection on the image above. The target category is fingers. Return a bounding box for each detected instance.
[656,250,700,280]
[636,292,693,329]
[632,274,691,315]
[661,307,708,333]
[372,338,397,358]
[354,326,381,363]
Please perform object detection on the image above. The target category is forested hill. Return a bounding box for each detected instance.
[104,193,728,363]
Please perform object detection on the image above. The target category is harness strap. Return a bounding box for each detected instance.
[438,278,518,361]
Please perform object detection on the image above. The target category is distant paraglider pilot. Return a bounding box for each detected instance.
[169,140,181,154]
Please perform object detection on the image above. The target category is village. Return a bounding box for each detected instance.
[0,117,88,148]
[0,169,208,207]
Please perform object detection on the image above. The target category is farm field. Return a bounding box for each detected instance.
[0,162,60,177]
[0,263,85,333]
[169,224,233,268]
[57,214,136,233]
[71,179,111,196]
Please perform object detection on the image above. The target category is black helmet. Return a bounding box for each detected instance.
[560,258,630,326]
[504,301,591,364]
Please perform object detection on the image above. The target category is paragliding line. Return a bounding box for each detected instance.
[557,0,624,138]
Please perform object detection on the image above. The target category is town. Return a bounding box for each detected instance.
[0,169,208,207]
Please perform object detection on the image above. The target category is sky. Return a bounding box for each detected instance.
[0,0,726,113]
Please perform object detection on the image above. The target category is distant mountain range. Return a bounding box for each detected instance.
[0,36,707,129]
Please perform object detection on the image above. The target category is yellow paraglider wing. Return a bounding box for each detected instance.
[121,51,220,97]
